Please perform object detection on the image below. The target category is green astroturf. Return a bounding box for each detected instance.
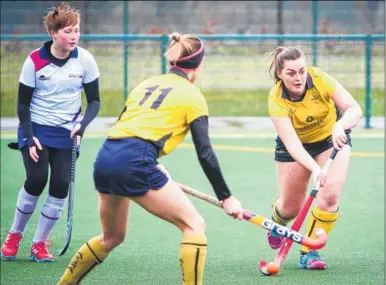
[0,137,384,285]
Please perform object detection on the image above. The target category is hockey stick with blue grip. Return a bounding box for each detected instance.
[58,137,78,256]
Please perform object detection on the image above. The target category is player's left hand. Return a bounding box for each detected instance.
[70,124,82,147]
[332,122,347,151]
[312,167,328,187]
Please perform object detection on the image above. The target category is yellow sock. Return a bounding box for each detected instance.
[179,233,207,285]
[271,198,295,226]
[57,236,109,285]
[300,206,339,254]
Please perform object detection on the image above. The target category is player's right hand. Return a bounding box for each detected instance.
[332,122,347,151]
[222,196,244,220]
[29,137,42,163]
[70,124,82,147]
[312,167,328,187]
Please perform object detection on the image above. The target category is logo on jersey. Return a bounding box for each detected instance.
[69,74,83,79]
[38,75,51,81]
[306,116,315,123]
[289,108,296,116]
[311,92,322,104]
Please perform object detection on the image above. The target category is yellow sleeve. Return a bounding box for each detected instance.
[320,70,339,97]
[268,94,289,117]
[185,89,209,124]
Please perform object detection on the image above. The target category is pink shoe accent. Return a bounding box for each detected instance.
[267,231,284,250]
[1,231,23,260]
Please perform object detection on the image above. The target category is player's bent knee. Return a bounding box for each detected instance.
[181,214,206,234]
[192,214,206,233]
[280,206,301,219]
[280,197,305,217]
[321,192,340,208]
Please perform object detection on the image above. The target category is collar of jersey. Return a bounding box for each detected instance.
[281,73,314,102]
[168,67,189,80]
[39,40,78,61]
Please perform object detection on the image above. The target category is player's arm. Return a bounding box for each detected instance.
[329,84,363,150]
[332,84,363,130]
[190,116,232,201]
[73,50,101,137]
[268,92,319,172]
[17,55,38,148]
[322,70,363,150]
[186,91,242,219]
[17,83,35,147]
[321,69,363,130]
[271,116,320,173]
[75,78,101,137]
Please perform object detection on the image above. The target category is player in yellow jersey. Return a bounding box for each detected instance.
[265,47,363,269]
[57,32,243,285]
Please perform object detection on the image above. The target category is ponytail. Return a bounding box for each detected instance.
[266,46,305,83]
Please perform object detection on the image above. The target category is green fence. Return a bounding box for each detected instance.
[1,33,384,128]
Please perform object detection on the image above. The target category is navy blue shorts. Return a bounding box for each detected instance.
[93,137,169,197]
[18,122,73,150]
[275,131,352,162]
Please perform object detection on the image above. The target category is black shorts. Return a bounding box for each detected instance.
[93,137,169,197]
[274,131,352,162]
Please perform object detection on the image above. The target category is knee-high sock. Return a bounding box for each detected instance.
[57,236,109,285]
[271,198,295,226]
[179,234,207,285]
[10,187,39,234]
[32,194,66,243]
[300,206,339,254]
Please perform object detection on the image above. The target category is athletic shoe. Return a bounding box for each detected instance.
[30,240,54,262]
[1,231,23,260]
[299,250,327,269]
[267,231,285,250]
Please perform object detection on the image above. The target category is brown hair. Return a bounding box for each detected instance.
[267,46,305,83]
[44,1,81,34]
[164,32,201,63]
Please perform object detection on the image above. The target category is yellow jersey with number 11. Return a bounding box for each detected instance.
[108,69,209,157]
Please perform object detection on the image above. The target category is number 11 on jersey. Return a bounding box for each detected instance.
[139,85,173,110]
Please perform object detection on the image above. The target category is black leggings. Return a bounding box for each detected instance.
[21,146,72,199]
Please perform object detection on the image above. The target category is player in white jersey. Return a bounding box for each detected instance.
[1,1,100,262]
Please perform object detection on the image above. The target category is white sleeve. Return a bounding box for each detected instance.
[82,50,100,84]
[18,56,36,88]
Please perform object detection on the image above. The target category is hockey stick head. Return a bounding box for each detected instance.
[58,228,72,256]
[258,229,327,276]
[58,187,74,256]
[258,260,280,276]
[301,228,328,250]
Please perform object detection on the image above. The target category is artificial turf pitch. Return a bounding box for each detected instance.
[1,136,384,285]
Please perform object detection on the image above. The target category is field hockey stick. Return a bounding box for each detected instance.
[58,137,78,256]
[258,148,338,275]
[177,183,328,250]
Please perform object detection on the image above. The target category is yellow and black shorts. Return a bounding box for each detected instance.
[274,131,352,162]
